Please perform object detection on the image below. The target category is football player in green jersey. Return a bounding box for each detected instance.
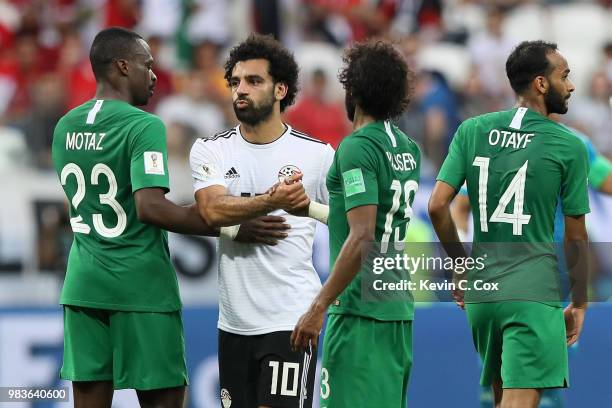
[291,40,420,407]
[52,28,303,408]
[429,40,590,408]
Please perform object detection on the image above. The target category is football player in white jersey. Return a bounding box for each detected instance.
[189,34,334,408]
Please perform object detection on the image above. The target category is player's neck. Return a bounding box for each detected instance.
[239,115,287,144]
[515,96,549,118]
[352,107,376,132]
[94,83,132,105]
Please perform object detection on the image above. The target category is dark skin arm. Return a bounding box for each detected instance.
[134,188,217,235]
[135,188,291,244]
[290,205,376,352]
[428,181,468,308]
[563,214,589,346]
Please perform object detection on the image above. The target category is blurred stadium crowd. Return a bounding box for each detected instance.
[0,0,611,282]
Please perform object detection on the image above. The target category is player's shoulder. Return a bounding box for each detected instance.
[191,127,238,158]
[288,126,327,147]
[391,122,420,152]
[55,100,95,128]
[199,127,238,143]
[124,105,163,125]
[545,122,587,153]
[347,121,418,151]
[460,110,512,130]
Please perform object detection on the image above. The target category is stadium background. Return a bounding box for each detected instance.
[0,0,611,406]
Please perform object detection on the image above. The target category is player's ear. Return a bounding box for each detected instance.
[535,75,548,94]
[115,58,129,76]
[275,82,288,101]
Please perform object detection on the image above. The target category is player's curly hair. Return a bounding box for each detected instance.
[224,34,299,112]
[339,40,413,120]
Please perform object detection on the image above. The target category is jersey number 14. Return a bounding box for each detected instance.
[472,156,531,236]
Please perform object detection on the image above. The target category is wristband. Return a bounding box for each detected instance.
[220,225,240,240]
[308,201,329,224]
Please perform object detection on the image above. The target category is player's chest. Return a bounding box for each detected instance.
[221,149,320,197]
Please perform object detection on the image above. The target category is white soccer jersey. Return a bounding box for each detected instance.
[190,124,335,335]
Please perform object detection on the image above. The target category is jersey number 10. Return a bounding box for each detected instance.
[60,163,127,238]
[472,156,531,236]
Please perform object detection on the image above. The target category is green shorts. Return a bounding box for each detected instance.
[60,305,188,390]
[466,301,568,389]
[320,314,412,407]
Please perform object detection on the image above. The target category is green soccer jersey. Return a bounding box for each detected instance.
[437,107,590,303]
[327,121,421,321]
[52,99,180,312]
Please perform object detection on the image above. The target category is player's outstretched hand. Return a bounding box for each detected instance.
[290,305,324,353]
[564,304,586,346]
[235,216,290,245]
[267,172,311,215]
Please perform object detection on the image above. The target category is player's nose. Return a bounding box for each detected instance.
[235,80,249,95]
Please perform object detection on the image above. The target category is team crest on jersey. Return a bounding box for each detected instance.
[220,388,232,408]
[278,165,301,183]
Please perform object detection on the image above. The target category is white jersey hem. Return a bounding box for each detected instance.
[218,322,297,336]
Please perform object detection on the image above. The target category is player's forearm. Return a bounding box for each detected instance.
[199,194,276,227]
[311,232,372,311]
[140,199,218,236]
[564,231,589,308]
[429,204,467,260]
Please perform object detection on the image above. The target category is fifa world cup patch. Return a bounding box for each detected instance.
[144,151,165,175]
[342,168,366,197]
[199,162,217,181]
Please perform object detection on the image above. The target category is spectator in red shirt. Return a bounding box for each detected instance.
[285,68,351,148]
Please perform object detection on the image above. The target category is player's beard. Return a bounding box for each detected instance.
[345,91,356,122]
[233,91,275,126]
[544,84,570,114]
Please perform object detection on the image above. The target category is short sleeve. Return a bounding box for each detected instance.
[561,137,590,216]
[189,138,226,192]
[130,116,170,193]
[337,137,379,212]
[316,143,335,204]
[437,123,467,190]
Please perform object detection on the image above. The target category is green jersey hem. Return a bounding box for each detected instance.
[328,309,414,322]
[562,206,590,216]
[435,176,461,191]
[60,299,182,313]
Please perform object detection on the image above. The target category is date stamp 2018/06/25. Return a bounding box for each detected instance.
[0,387,69,402]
